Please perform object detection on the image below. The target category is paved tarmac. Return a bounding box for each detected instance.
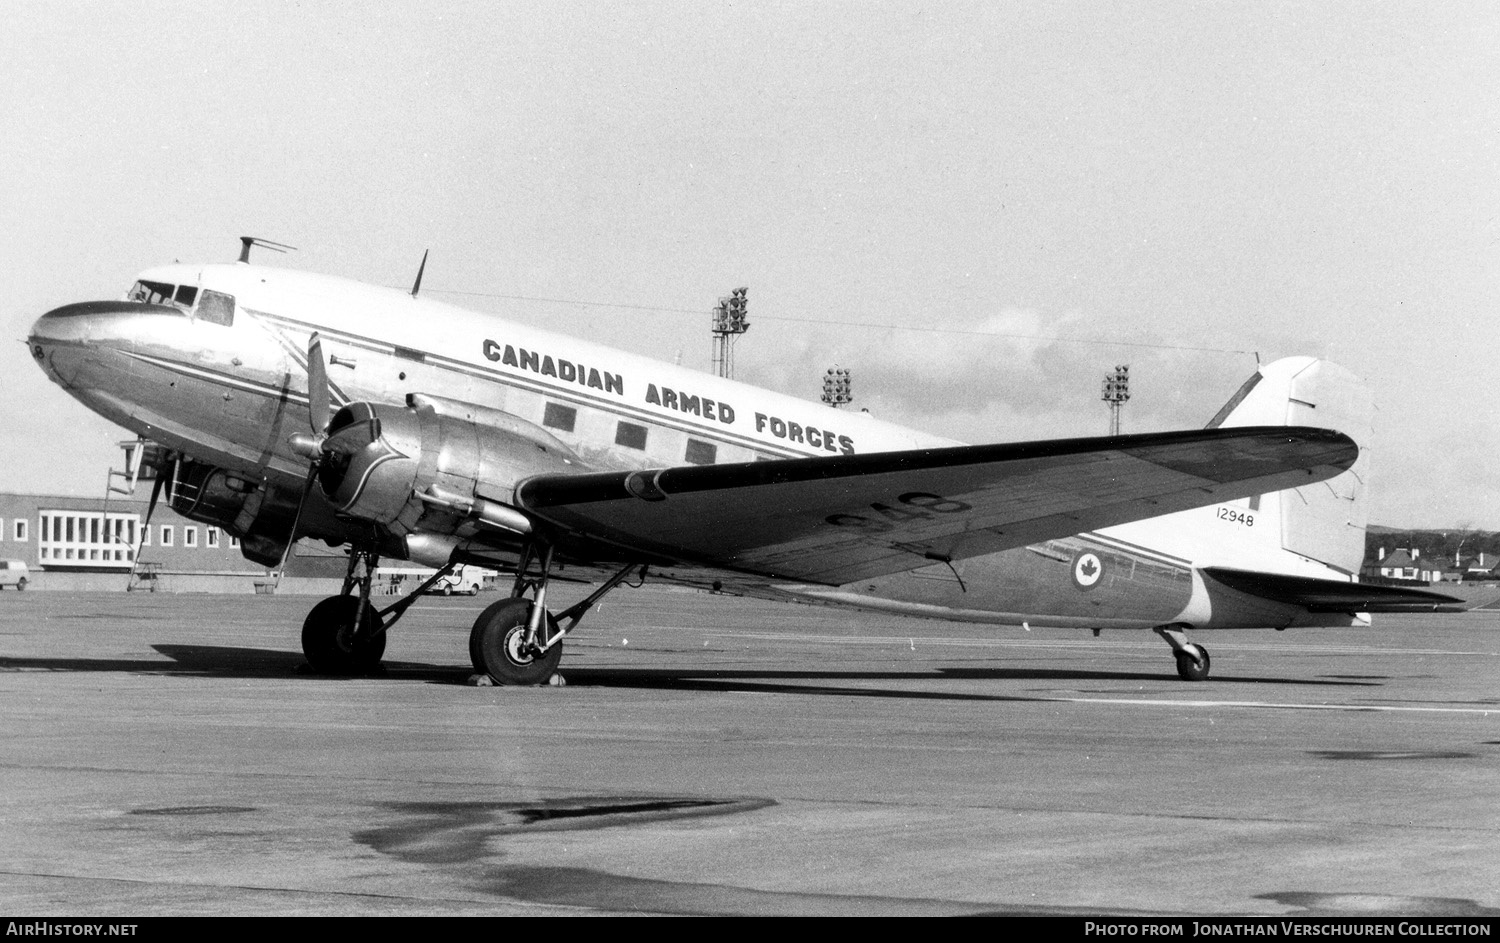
[0,587,1496,917]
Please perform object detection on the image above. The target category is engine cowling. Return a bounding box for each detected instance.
[316,399,580,539]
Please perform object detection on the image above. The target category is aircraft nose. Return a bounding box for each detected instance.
[29,300,168,361]
[30,301,132,344]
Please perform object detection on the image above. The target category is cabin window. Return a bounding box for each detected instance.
[684,439,717,465]
[543,402,577,433]
[615,421,648,450]
[196,289,235,326]
[174,285,198,306]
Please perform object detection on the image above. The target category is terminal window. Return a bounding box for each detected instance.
[207,527,220,549]
[185,527,197,548]
[161,526,173,547]
[37,511,137,566]
[12,519,26,542]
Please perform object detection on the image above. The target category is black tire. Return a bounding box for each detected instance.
[467,585,479,596]
[301,595,387,675]
[471,597,562,685]
[1174,645,1211,682]
[442,584,453,596]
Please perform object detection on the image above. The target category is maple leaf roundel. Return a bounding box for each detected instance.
[1071,550,1105,591]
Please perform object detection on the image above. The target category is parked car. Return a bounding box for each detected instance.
[0,561,29,590]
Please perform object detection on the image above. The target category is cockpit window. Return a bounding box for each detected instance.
[128,280,176,305]
[125,279,230,324]
[196,289,235,326]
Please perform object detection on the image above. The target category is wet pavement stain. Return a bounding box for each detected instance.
[352,796,1016,915]
[353,796,773,865]
[1261,892,1500,917]
[1308,750,1475,761]
[129,805,257,816]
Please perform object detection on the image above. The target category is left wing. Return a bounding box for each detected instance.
[1202,568,1465,613]
[514,426,1357,585]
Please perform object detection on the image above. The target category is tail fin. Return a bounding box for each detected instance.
[1209,357,1373,575]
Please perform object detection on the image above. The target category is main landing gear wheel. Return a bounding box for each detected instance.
[470,597,562,685]
[302,595,387,675]
[1174,645,1211,682]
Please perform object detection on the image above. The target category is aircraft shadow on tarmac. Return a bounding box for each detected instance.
[0,646,1384,692]
[552,666,1383,703]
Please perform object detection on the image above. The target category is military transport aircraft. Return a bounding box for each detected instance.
[26,247,1457,684]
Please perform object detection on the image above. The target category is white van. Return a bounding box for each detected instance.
[0,561,29,590]
[431,565,485,596]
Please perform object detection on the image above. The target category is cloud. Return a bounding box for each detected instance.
[735,307,1262,444]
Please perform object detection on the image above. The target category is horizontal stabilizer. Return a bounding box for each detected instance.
[517,425,1357,585]
[1202,567,1465,613]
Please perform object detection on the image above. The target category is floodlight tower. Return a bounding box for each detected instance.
[1101,364,1130,435]
[711,287,749,379]
[821,366,853,408]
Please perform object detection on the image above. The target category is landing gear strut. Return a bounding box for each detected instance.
[469,543,645,686]
[301,549,461,675]
[1154,623,1211,682]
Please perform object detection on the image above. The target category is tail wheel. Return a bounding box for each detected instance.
[1174,645,1211,682]
[301,595,387,675]
[470,597,562,685]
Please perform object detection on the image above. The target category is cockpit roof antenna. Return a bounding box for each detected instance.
[410,249,429,297]
[238,237,298,263]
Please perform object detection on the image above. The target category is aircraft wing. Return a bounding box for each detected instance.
[1201,567,1466,613]
[514,426,1357,585]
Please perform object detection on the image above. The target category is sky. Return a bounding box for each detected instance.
[2,2,1496,528]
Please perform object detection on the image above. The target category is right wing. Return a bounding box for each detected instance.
[515,426,1358,585]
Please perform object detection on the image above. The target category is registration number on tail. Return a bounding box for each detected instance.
[1216,507,1255,527]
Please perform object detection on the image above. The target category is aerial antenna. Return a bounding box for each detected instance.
[410,249,429,297]
[238,236,297,263]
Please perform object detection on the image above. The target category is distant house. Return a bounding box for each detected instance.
[1371,548,1446,583]
[1458,552,1500,579]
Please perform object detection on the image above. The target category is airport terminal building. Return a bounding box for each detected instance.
[0,491,342,592]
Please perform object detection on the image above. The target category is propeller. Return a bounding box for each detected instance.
[133,461,168,560]
[305,333,329,436]
[279,333,333,577]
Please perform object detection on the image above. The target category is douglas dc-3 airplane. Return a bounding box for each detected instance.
[26,247,1458,684]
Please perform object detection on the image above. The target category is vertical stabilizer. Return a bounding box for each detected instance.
[1211,357,1372,575]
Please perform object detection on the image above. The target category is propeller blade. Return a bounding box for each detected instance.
[275,462,322,576]
[307,332,330,433]
[134,471,166,561]
[145,470,165,522]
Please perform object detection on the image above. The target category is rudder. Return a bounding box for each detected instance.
[1209,357,1372,575]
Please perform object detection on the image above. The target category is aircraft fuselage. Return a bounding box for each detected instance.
[28,262,1365,635]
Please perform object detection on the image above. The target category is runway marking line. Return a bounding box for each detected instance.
[1046,695,1497,716]
[703,632,1497,658]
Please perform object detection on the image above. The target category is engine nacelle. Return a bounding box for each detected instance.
[166,459,305,566]
[317,398,580,538]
